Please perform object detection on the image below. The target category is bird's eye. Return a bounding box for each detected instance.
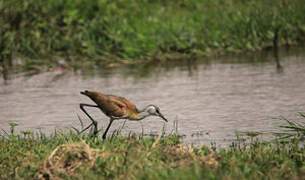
[156,109,160,114]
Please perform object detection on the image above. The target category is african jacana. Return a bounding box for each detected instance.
[79,90,168,139]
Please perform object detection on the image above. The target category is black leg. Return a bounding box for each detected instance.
[102,119,114,140]
[79,103,99,135]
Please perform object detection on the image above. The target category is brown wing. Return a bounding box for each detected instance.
[105,95,139,117]
[112,96,138,112]
[82,91,138,118]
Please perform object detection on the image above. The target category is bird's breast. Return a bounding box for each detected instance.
[127,111,141,120]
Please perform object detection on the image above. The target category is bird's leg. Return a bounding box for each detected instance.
[79,103,99,135]
[102,118,114,140]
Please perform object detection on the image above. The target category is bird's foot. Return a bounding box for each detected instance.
[77,120,98,135]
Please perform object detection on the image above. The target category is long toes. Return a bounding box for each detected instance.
[71,127,80,134]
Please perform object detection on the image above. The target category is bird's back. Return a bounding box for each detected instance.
[81,90,139,119]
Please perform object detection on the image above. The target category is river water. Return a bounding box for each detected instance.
[0,47,304,147]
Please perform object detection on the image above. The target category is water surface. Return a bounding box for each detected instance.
[1,47,305,147]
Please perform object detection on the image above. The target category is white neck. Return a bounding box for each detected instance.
[138,108,151,120]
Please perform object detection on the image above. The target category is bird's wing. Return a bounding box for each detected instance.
[100,95,137,118]
[100,96,126,118]
[82,91,138,118]
[115,96,138,112]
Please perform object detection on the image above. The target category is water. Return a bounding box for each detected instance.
[1,47,305,147]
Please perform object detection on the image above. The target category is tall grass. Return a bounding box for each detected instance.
[274,113,305,143]
[0,0,305,68]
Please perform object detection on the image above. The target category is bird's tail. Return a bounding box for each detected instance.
[80,90,90,96]
[80,90,97,98]
[80,90,101,99]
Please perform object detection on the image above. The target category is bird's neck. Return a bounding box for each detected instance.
[137,109,150,120]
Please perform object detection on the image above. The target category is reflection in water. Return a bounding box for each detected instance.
[274,49,283,73]
[273,44,283,74]
[0,46,305,147]
[272,27,283,73]
[1,58,10,84]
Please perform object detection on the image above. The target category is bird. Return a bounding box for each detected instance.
[79,90,168,139]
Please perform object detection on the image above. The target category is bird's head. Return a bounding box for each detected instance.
[144,105,168,122]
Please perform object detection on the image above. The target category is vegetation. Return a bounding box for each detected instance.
[0,0,305,69]
[0,116,304,180]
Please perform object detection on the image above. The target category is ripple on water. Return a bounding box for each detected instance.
[1,47,305,146]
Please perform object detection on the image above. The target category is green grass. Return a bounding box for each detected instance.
[1,0,305,69]
[1,115,304,179]
[0,128,304,179]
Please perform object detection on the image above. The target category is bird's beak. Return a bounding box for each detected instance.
[158,113,168,122]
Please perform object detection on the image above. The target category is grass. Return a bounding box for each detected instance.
[273,113,305,143]
[0,116,304,180]
[1,0,305,70]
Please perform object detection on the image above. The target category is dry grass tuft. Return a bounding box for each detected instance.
[36,141,106,180]
[198,151,219,168]
[164,145,219,168]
